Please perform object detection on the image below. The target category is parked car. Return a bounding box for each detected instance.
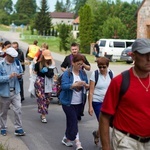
[120,47,133,64]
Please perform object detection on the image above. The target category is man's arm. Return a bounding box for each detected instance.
[21,51,25,71]
[60,56,69,72]
[83,56,91,71]
[26,47,29,58]
[82,63,91,71]
[99,112,111,150]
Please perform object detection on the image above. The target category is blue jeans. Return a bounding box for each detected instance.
[62,104,82,141]
[92,101,103,121]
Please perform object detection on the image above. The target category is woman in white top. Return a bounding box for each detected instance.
[88,57,114,147]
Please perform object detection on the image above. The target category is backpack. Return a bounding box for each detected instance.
[57,69,71,97]
[110,70,130,127]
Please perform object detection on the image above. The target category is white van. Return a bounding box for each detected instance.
[98,39,135,61]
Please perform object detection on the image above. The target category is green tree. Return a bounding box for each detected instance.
[79,4,93,54]
[73,0,87,17]
[0,0,13,24]
[57,23,72,52]
[118,2,138,39]
[15,0,37,17]
[66,32,80,50]
[101,17,127,39]
[64,0,72,12]
[55,0,64,12]
[34,0,52,35]
[88,0,112,40]
[0,0,13,14]
[86,0,103,41]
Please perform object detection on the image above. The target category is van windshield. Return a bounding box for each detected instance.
[100,40,106,47]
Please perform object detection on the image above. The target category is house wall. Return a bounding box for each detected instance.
[51,18,74,25]
[137,0,150,38]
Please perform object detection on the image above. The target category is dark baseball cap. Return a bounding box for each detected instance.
[132,38,150,54]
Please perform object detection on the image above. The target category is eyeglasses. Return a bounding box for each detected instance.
[98,65,107,69]
[77,63,83,66]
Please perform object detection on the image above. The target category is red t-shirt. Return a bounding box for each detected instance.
[101,68,150,137]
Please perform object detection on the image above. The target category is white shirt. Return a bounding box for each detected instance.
[71,72,82,105]
[90,69,113,103]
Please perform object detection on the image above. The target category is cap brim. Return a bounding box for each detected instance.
[44,56,52,60]
[137,48,150,54]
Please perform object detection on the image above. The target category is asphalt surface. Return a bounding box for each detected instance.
[0,31,132,150]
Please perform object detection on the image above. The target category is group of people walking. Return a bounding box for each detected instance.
[0,38,150,150]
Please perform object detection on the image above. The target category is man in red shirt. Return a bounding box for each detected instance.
[99,38,150,150]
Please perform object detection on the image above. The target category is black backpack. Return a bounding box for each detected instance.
[111,70,130,127]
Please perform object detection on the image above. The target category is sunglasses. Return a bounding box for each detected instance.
[98,65,107,69]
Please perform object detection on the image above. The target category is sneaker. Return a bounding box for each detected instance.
[41,116,47,123]
[1,129,7,136]
[62,138,73,147]
[14,129,26,136]
[76,146,83,150]
[76,141,83,150]
[92,130,99,145]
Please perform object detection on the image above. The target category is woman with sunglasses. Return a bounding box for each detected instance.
[59,54,89,150]
[88,57,114,147]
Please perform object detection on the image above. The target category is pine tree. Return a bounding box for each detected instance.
[34,0,52,35]
[79,4,93,54]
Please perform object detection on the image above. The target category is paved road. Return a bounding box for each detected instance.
[0,31,132,150]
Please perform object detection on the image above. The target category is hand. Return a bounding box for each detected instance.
[85,83,89,90]
[40,67,48,73]
[9,72,18,78]
[75,81,86,87]
[88,107,94,116]
[17,73,23,78]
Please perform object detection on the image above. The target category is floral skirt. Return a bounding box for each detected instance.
[34,76,51,115]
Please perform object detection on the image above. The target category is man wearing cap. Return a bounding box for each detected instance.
[12,41,25,102]
[0,47,26,136]
[99,38,150,150]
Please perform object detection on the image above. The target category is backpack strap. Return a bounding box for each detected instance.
[15,58,20,67]
[108,70,113,79]
[119,70,130,99]
[110,70,130,127]
[94,70,99,86]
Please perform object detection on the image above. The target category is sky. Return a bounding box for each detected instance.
[12,0,142,12]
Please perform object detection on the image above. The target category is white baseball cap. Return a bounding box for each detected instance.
[6,47,18,57]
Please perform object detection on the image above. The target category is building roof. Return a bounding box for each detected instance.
[73,16,79,24]
[50,12,74,19]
